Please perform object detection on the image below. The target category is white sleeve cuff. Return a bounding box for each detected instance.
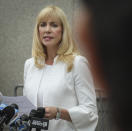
[68,105,98,131]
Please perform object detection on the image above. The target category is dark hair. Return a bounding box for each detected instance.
[81,0,132,130]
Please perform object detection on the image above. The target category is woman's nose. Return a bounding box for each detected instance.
[45,25,51,32]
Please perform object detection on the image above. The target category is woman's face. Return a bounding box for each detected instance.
[38,18,62,49]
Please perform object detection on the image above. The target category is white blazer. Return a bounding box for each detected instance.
[23,55,98,131]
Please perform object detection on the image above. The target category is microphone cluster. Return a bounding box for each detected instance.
[0,102,49,131]
[9,107,49,131]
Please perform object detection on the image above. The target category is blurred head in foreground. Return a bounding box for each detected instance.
[75,0,132,130]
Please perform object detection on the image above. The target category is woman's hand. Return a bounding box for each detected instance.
[44,107,57,120]
[44,106,72,122]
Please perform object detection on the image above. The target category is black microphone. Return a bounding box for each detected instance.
[36,107,45,131]
[10,103,19,110]
[0,103,18,118]
[30,117,49,130]
[36,107,45,118]
[0,103,17,131]
[0,106,15,126]
[29,107,49,130]
[5,103,19,125]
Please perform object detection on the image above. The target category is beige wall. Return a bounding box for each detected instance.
[0,0,80,96]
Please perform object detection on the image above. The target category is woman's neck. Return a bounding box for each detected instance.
[45,47,57,65]
[45,55,56,65]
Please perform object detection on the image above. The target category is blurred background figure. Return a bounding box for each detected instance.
[75,0,132,130]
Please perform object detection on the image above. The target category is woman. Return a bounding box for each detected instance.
[23,5,98,131]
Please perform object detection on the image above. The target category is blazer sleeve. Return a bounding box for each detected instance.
[23,59,31,96]
[68,56,98,131]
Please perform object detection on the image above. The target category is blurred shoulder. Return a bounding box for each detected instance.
[72,55,92,76]
[74,55,88,65]
[24,57,34,68]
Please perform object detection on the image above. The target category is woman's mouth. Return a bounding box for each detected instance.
[43,36,53,41]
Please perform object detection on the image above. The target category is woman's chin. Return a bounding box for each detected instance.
[42,43,57,48]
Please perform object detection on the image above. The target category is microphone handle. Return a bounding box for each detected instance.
[29,127,32,131]
[36,129,41,131]
[28,127,40,131]
[29,127,40,131]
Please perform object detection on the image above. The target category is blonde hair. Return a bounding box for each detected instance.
[32,5,79,72]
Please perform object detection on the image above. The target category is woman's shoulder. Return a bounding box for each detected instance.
[72,55,90,71]
[24,57,34,67]
[74,55,88,65]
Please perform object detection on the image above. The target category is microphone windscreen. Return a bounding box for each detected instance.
[20,114,29,121]
[3,106,15,124]
[37,107,45,118]
[29,109,38,118]
[10,103,19,110]
[3,106,15,117]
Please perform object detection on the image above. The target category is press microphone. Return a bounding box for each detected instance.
[0,103,15,131]
[6,103,19,124]
[29,107,49,130]
[0,103,19,125]
[10,104,19,110]
[30,117,49,130]
[0,105,15,127]
[0,103,18,113]
[36,107,45,118]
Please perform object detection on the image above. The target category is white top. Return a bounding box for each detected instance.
[23,55,98,131]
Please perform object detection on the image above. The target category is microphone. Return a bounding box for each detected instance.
[5,103,19,124]
[0,106,15,126]
[29,107,49,130]
[36,107,45,118]
[10,104,19,110]
[0,103,16,131]
[30,117,49,130]
[0,103,19,125]
[0,103,19,126]
[0,103,18,114]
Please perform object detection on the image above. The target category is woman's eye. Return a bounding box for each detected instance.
[40,22,46,27]
[51,23,58,27]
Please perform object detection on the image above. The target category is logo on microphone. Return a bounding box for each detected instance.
[30,117,49,130]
